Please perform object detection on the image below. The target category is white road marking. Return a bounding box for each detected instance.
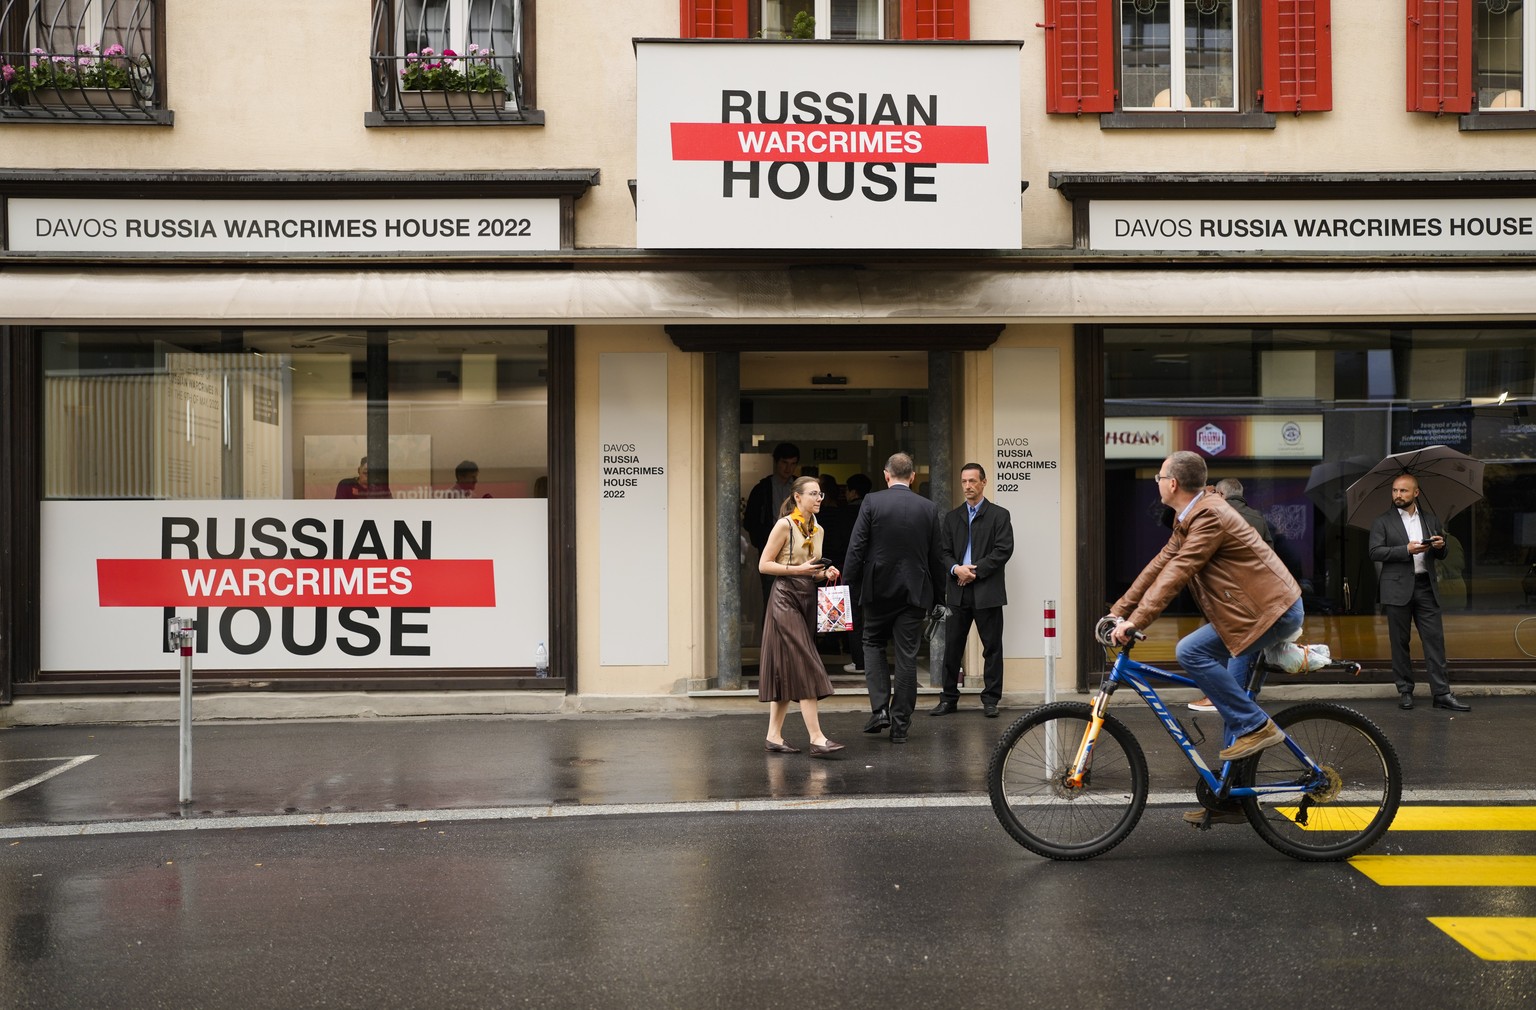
[1,786,1531,840]
[0,755,98,802]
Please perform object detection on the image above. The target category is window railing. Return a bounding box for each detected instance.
[0,0,168,123]
[368,0,539,125]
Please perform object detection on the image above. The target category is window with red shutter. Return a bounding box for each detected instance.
[1262,0,1332,113]
[682,0,749,39]
[1407,0,1472,114]
[1041,0,1115,115]
[900,0,968,40]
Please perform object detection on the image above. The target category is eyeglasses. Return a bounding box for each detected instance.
[1153,474,1173,483]
[802,491,825,498]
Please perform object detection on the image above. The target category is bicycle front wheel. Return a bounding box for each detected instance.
[1235,702,1402,861]
[987,702,1149,861]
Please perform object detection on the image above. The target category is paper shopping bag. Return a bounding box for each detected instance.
[816,584,853,633]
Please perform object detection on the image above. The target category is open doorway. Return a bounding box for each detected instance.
[736,352,933,683]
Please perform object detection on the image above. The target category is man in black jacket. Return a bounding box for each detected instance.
[1368,474,1469,712]
[932,463,1014,718]
[743,443,800,612]
[843,453,945,743]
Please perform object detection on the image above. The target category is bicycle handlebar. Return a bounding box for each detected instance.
[1093,615,1146,648]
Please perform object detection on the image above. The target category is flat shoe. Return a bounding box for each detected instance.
[764,740,800,754]
[1183,807,1245,826]
[1217,719,1286,762]
[809,740,845,757]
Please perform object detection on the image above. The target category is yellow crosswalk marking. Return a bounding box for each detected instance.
[1349,855,1536,887]
[1274,805,1536,832]
[1385,807,1536,831]
[1428,918,1536,960]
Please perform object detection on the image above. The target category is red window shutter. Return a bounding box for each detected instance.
[1262,0,1332,113]
[681,0,749,39]
[900,0,969,40]
[1041,0,1115,114]
[1406,0,1473,114]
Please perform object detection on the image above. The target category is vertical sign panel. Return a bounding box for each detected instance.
[599,353,669,665]
[992,349,1063,657]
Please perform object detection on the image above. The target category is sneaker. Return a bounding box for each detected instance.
[842,662,864,674]
[1182,807,1246,826]
[1217,719,1286,762]
[1187,697,1217,713]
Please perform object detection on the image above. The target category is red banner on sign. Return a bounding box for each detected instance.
[96,558,496,608]
[669,122,989,163]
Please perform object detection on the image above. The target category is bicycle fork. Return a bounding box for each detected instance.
[1064,684,1117,788]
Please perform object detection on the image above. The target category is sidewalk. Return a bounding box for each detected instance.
[3,694,1532,832]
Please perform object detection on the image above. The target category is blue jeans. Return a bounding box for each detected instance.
[1174,598,1305,742]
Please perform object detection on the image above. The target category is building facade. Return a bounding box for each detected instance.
[2,0,1534,715]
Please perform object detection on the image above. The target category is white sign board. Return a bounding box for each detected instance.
[1089,198,1536,252]
[635,40,1022,249]
[599,353,669,665]
[7,198,562,254]
[41,499,547,671]
[991,348,1062,658]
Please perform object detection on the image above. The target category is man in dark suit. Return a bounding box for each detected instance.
[932,463,1014,719]
[743,442,800,613]
[842,453,945,743]
[1368,474,1469,712]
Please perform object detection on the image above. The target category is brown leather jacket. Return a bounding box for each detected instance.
[1113,489,1300,654]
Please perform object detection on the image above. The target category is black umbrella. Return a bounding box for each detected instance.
[1305,455,1375,524]
[1344,445,1485,531]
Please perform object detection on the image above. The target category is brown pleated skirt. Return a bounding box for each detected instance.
[758,575,835,702]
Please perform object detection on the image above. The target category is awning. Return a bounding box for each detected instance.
[3,265,1536,327]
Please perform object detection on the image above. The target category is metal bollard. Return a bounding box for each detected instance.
[1043,599,1058,704]
[166,617,197,805]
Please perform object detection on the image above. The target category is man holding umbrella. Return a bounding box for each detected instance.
[1368,474,1470,712]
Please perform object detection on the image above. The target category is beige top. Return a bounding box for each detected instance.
[775,515,825,568]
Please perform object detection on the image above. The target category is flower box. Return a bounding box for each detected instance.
[31,87,137,111]
[398,89,505,113]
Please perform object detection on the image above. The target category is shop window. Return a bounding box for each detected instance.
[368,0,542,125]
[38,327,555,678]
[0,0,170,123]
[684,0,966,39]
[1101,325,1536,668]
[1043,0,1330,124]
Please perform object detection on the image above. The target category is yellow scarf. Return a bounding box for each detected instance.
[789,507,816,556]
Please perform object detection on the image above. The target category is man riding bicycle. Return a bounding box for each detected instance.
[1108,451,1304,821]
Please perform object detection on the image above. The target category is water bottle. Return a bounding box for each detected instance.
[534,641,549,677]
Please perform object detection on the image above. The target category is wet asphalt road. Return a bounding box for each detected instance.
[2,697,1530,825]
[2,697,1535,1008]
[3,808,1534,1009]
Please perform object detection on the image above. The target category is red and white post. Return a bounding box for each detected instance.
[167,617,197,805]
[1043,600,1059,704]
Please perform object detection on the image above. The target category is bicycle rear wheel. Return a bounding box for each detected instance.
[987,702,1148,861]
[1235,702,1401,861]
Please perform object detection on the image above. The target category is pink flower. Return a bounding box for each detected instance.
[1,64,13,82]
[77,43,95,54]
[420,47,434,57]
[406,52,419,60]
[104,44,125,57]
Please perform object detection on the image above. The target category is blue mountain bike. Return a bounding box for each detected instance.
[986,618,1402,862]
